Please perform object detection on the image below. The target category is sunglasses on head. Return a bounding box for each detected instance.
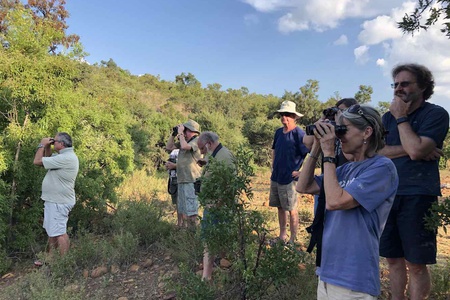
[346,104,373,126]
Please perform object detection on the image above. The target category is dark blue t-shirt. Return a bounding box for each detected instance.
[383,102,449,196]
[271,127,309,184]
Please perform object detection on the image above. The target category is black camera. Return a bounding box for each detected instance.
[305,122,347,137]
[167,157,177,164]
[323,107,340,119]
[172,126,178,137]
[49,138,55,145]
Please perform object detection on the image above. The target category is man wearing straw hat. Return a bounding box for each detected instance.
[269,101,309,245]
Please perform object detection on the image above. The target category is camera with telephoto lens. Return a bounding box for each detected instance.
[323,107,340,119]
[167,157,176,164]
[172,126,178,137]
[305,121,347,136]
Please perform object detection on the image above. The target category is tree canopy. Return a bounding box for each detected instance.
[398,0,450,38]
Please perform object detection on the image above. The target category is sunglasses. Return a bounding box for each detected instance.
[390,81,416,89]
[279,112,296,117]
[347,104,373,127]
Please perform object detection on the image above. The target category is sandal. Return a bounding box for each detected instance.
[34,260,44,267]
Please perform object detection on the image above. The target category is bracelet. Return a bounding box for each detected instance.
[308,153,318,160]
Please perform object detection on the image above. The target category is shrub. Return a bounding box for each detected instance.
[0,269,84,300]
[172,145,310,299]
[168,263,216,300]
[112,198,172,247]
[425,197,450,234]
[430,259,450,299]
[110,231,140,266]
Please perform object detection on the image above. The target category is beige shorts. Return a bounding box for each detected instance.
[317,279,377,300]
[43,202,73,237]
[269,180,298,211]
[177,183,199,216]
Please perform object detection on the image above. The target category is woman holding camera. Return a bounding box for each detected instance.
[296,105,398,299]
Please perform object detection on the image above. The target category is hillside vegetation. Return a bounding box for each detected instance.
[0,3,449,298]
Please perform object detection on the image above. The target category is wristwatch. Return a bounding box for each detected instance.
[396,116,409,125]
[323,156,336,164]
[37,144,44,149]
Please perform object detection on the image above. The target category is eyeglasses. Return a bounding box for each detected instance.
[347,104,373,127]
[390,81,416,89]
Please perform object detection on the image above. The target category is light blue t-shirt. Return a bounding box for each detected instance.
[315,155,398,296]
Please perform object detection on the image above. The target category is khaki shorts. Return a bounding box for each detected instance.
[269,180,298,211]
[317,279,377,300]
[177,183,199,216]
[43,202,73,237]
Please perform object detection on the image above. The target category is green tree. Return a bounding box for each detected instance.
[354,85,373,104]
[398,0,450,38]
[0,0,80,53]
[377,101,391,116]
[281,80,324,126]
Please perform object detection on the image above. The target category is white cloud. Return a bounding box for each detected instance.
[244,0,407,33]
[354,45,370,64]
[278,13,309,33]
[243,0,450,110]
[358,15,402,45]
[333,34,348,45]
[376,58,385,66]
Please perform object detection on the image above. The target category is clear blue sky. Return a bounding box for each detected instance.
[65,0,450,112]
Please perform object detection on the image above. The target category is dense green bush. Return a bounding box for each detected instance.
[112,199,172,247]
[170,146,314,299]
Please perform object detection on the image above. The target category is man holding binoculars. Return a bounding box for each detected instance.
[166,120,202,228]
[33,132,79,263]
